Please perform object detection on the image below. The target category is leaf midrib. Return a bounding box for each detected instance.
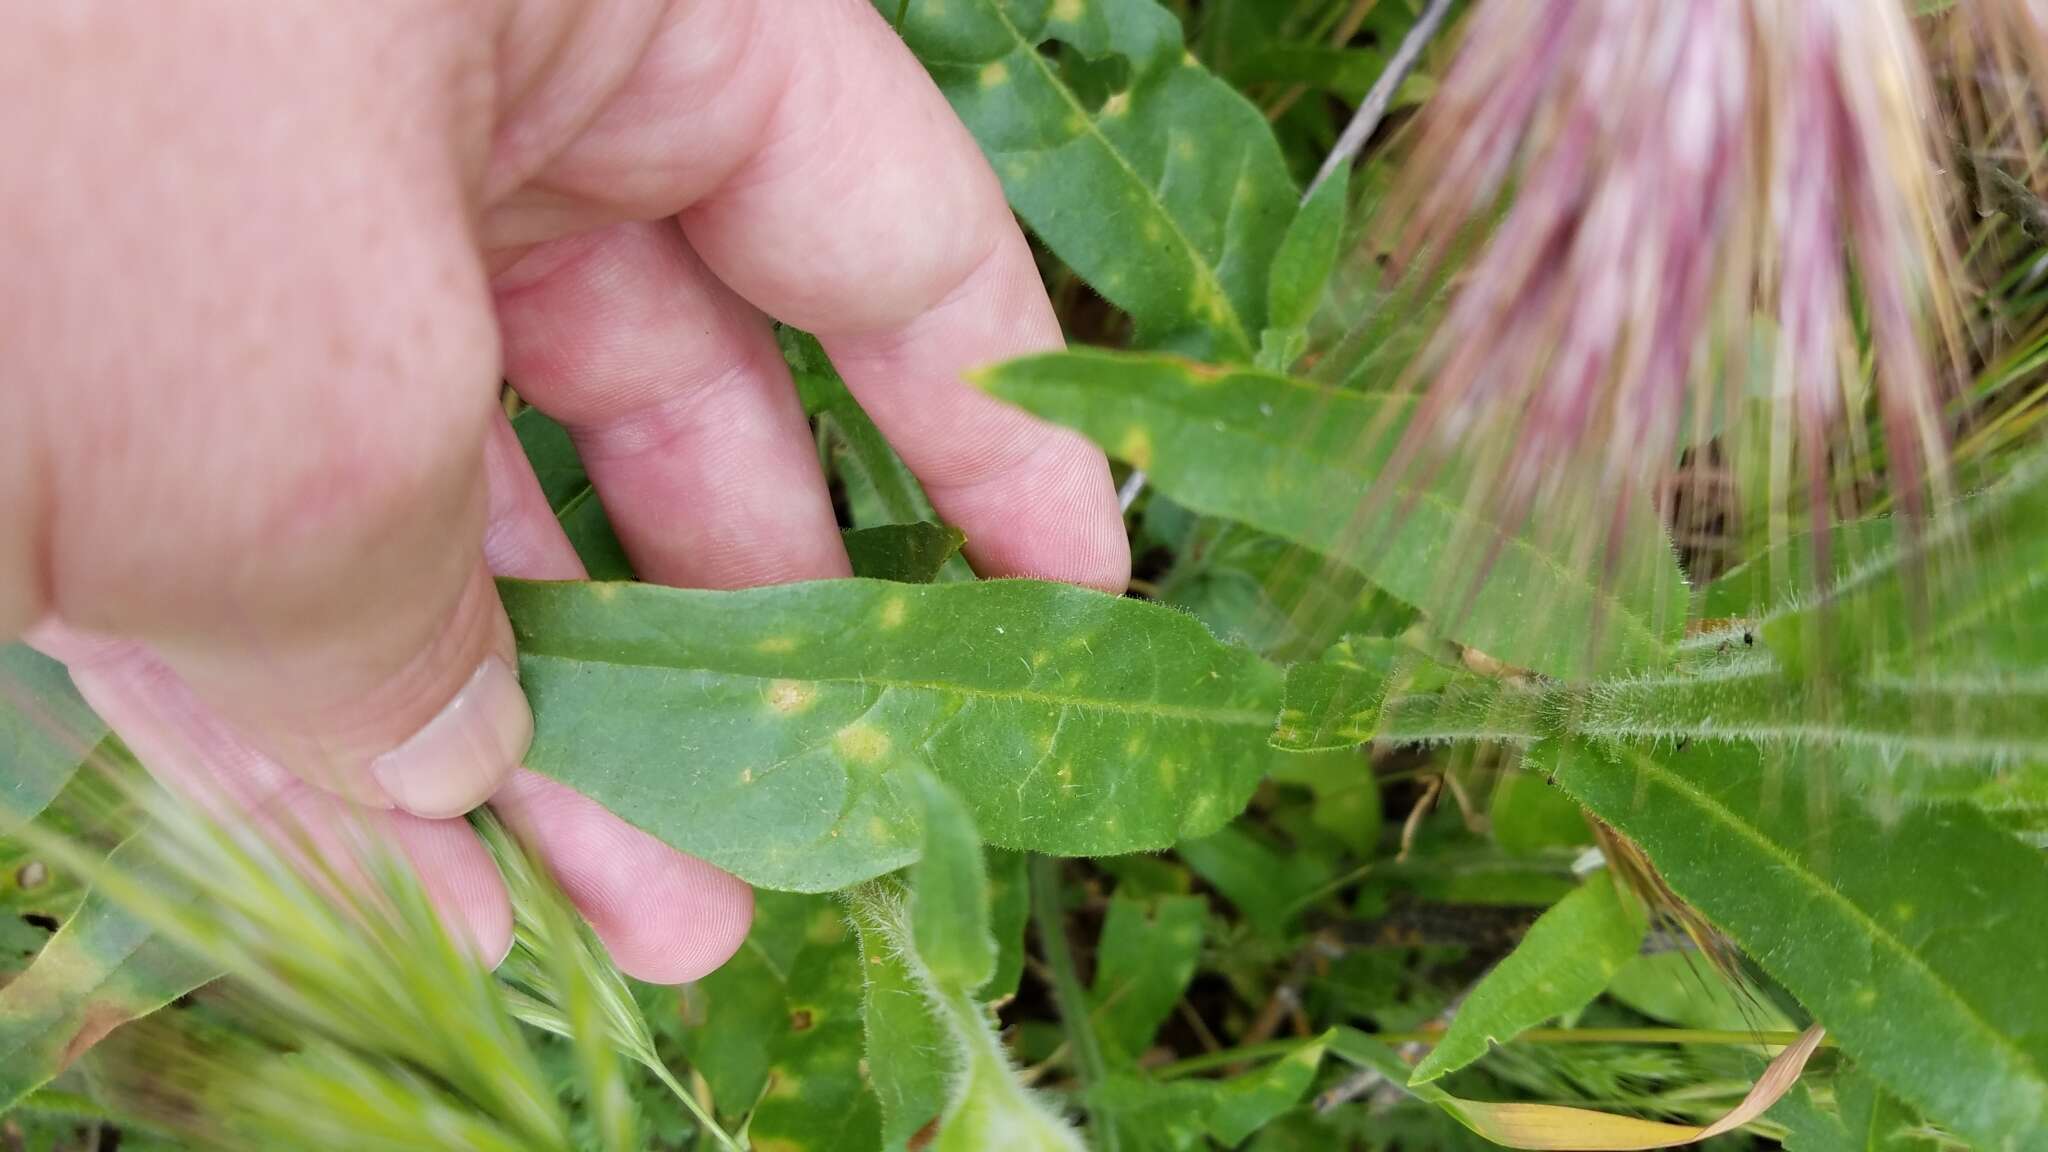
[978,2,1254,353]
[519,651,1276,727]
[1607,746,2048,1103]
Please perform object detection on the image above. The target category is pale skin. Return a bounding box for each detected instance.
[0,0,1129,981]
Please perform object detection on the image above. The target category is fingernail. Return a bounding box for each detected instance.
[370,656,530,819]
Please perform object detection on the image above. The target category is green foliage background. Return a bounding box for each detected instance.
[6,1,2048,1150]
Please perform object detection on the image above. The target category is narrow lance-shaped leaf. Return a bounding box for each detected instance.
[0,645,109,833]
[1409,870,1647,1084]
[1089,892,1206,1063]
[504,578,1287,892]
[886,0,1299,358]
[982,848,1031,1004]
[1551,741,2048,1147]
[907,771,996,996]
[1258,165,1348,372]
[980,350,1689,678]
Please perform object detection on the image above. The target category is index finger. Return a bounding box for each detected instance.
[678,0,1130,591]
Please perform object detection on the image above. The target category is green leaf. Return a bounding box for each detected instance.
[509,407,633,581]
[1551,741,2048,1147]
[1177,825,1328,937]
[908,772,996,996]
[1204,1032,1332,1146]
[1603,950,1792,1034]
[889,0,1298,357]
[1272,636,1414,751]
[1259,165,1347,372]
[1366,649,2048,768]
[850,882,1084,1152]
[1090,892,1206,1063]
[674,891,820,1118]
[0,833,216,1109]
[983,848,1031,1004]
[843,523,968,585]
[748,902,885,1151]
[979,350,1688,678]
[0,645,108,834]
[1569,652,2048,766]
[504,578,1286,892]
[1761,446,2048,678]
[852,887,954,1151]
[1409,871,1647,1084]
[1267,749,1381,857]
[1150,513,1411,663]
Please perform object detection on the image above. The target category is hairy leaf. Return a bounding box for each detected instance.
[843,523,968,585]
[504,578,1286,892]
[887,0,1298,357]
[1552,741,2048,1147]
[1410,872,1647,1084]
[852,888,954,1151]
[850,882,1083,1152]
[979,350,1688,677]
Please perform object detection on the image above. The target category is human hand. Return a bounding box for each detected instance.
[0,0,1128,981]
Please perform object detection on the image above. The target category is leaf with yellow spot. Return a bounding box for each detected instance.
[1552,740,2048,1148]
[1,645,112,834]
[883,0,1299,359]
[504,578,1289,892]
[979,350,1689,679]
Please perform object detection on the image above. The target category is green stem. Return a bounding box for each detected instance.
[1031,855,1118,1152]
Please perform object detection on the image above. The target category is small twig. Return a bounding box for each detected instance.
[1305,0,1457,199]
[1117,469,1148,513]
[1394,774,1442,864]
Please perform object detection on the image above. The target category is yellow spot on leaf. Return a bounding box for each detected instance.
[1892,902,1916,922]
[1101,92,1131,118]
[834,723,891,763]
[880,596,908,629]
[591,583,620,602]
[1050,0,1082,21]
[1157,759,1179,788]
[979,61,1008,88]
[766,680,816,714]
[756,635,798,654]
[740,768,754,785]
[1118,425,1154,470]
